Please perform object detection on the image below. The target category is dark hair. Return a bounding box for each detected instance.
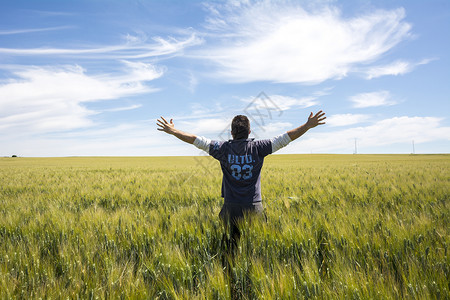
[231,115,250,140]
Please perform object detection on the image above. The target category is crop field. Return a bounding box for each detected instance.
[0,154,448,299]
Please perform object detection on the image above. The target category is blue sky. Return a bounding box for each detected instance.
[1,0,449,156]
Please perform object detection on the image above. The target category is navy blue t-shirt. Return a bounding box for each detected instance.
[208,138,273,205]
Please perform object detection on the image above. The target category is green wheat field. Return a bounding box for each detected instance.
[0,154,448,299]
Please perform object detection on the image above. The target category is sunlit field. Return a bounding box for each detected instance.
[0,155,448,299]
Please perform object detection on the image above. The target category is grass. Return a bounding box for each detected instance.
[0,154,448,299]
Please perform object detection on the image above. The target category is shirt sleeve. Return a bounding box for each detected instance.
[193,136,211,153]
[271,133,292,153]
[209,140,227,162]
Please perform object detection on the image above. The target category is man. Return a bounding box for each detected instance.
[156,111,326,253]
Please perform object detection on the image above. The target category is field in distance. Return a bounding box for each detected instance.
[0,154,448,299]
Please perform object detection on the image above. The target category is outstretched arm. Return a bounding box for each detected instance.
[287,110,326,141]
[156,116,196,144]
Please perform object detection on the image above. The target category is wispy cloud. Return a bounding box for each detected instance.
[188,72,199,93]
[198,1,411,83]
[103,104,143,112]
[25,9,76,17]
[0,26,74,35]
[255,121,293,139]
[168,102,227,122]
[0,33,202,59]
[326,114,370,127]
[178,118,231,136]
[364,58,435,79]
[350,91,396,108]
[241,94,319,111]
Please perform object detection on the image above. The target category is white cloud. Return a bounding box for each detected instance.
[284,116,450,153]
[326,114,370,127]
[169,102,227,122]
[253,121,292,139]
[0,62,162,134]
[188,72,199,93]
[0,26,74,35]
[199,1,411,83]
[103,104,142,112]
[118,60,165,82]
[364,58,435,79]
[0,33,202,59]
[178,118,231,136]
[350,91,396,108]
[242,94,319,112]
[366,60,411,79]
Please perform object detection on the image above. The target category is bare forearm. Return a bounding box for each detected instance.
[157,117,197,144]
[287,123,311,141]
[171,128,196,144]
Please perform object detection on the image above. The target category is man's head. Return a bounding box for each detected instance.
[231,115,251,140]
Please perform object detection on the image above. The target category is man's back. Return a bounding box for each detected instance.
[194,134,291,204]
[210,138,272,204]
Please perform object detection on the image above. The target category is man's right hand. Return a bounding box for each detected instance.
[156,116,175,135]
